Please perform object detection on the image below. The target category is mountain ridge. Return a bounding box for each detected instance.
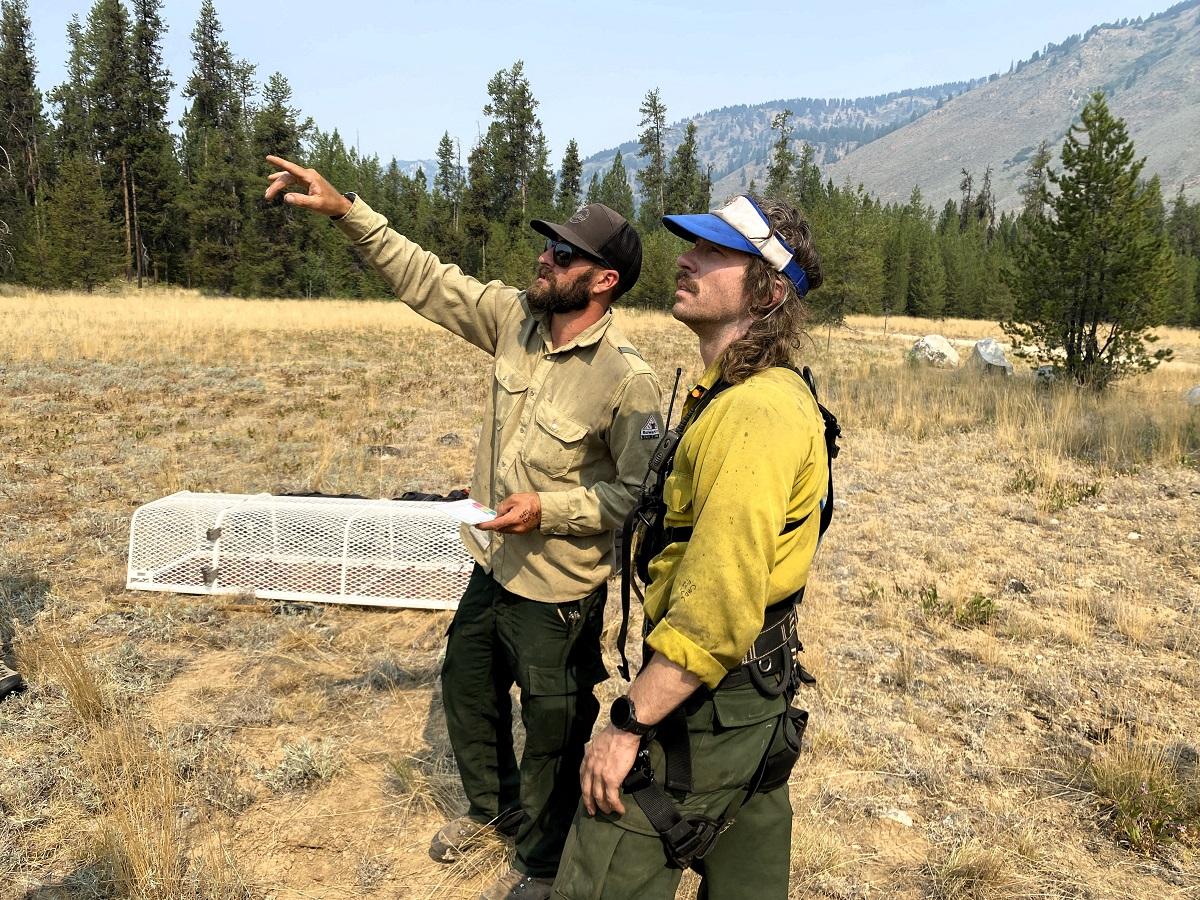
[578,0,1199,212]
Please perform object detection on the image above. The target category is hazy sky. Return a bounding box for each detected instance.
[27,0,1163,165]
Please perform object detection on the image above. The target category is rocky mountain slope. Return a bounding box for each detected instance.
[580,81,983,201]
[580,1,1199,212]
[825,0,1200,211]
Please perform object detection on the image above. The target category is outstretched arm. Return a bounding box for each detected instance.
[262,154,515,354]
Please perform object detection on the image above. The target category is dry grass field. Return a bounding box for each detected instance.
[1,288,1198,900]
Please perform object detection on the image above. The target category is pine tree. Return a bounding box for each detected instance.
[234,72,309,297]
[180,0,250,291]
[479,60,545,220]
[793,142,823,212]
[84,0,138,279]
[556,138,582,218]
[635,88,667,230]
[1004,92,1174,388]
[904,190,944,318]
[0,0,50,276]
[128,0,182,284]
[526,132,556,223]
[1018,141,1052,222]
[596,149,634,220]
[765,110,796,200]
[433,131,462,233]
[664,122,706,213]
[49,15,90,159]
[43,152,123,290]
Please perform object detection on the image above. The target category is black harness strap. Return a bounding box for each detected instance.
[617,378,731,680]
[662,513,808,547]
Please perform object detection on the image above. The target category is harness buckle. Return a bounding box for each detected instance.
[621,749,656,794]
[662,815,722,868]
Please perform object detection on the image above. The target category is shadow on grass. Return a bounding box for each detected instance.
[20,864,105,899]
[1,570,50,666]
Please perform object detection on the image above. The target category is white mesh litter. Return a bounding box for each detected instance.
[126,492,473,609]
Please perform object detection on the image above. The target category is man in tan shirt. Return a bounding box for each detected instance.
[265,156,663,900]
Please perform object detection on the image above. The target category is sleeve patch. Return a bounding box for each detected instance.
[640,415,662,440]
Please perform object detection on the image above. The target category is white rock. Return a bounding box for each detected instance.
[968,338,1014,376]
[1187,386,1200,407]
[1127,532,1141,541]
[879,809,914,828]
[909,334,960,368]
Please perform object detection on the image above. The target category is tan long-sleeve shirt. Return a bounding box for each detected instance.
[335,197,663,602]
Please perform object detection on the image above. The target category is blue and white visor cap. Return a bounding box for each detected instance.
[663,195,809,296]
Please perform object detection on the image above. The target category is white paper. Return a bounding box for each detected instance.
[441,498,498,526]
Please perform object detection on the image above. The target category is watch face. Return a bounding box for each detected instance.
[611,696,632,729]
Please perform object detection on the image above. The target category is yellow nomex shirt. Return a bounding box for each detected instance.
[643,363,828,689]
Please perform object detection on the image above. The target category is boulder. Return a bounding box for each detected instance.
[968,338,1014,376]
[909,334,960,368]
[1187,386,1200,407]
[1036,365,1057,385]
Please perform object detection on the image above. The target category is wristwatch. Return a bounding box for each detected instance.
[610,695,653,736]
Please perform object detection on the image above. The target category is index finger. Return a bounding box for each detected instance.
[265,155,307,177]
[476,510,520,532]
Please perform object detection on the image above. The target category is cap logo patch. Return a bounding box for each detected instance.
[639,416,661,440]
[568,207,591,224]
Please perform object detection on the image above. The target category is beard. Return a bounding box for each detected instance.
[527,265,595,314]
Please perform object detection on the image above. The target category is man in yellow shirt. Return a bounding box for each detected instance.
[553,195,831,899]
[264,157,663,900]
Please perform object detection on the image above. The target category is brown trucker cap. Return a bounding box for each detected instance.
[530,204,642,299]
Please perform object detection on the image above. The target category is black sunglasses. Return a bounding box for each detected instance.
[545,239,607,270]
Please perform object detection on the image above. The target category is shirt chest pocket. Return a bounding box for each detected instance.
[526,400,589,479]
[493,356,530,426]
[662,470,691,518]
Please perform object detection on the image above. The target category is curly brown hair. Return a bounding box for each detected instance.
[718,196,823,384]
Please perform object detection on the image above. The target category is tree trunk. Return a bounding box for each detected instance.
[121,158,133,282]
[131,174,144,289]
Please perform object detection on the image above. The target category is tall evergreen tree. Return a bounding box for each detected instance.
[635,87,668,229]
[664,122,707,213]
[84,0,138,278]
[180,0,250,291]
[555,138,582,218]
[793,142,823,212]
[234,72,309,296]
[433,131,462,232]
[478,60,544,219]
[43,152,123,290]
[1018,141,1053,222]
[596,149,634,220]
[0,0,49,275]
[128,0,182,283]
[49,15,90,159]
[1005,92,1174,388]
[765,110,796,200]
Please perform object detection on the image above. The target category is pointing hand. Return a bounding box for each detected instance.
[264,155,353,217]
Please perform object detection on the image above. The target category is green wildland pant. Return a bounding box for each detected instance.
[552,682,794,899]
[441,564,608,878]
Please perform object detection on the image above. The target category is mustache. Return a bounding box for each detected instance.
[537,264,553,279]
[675,272,699,293]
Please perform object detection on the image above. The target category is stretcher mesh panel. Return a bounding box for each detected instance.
[126,492,473,609]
